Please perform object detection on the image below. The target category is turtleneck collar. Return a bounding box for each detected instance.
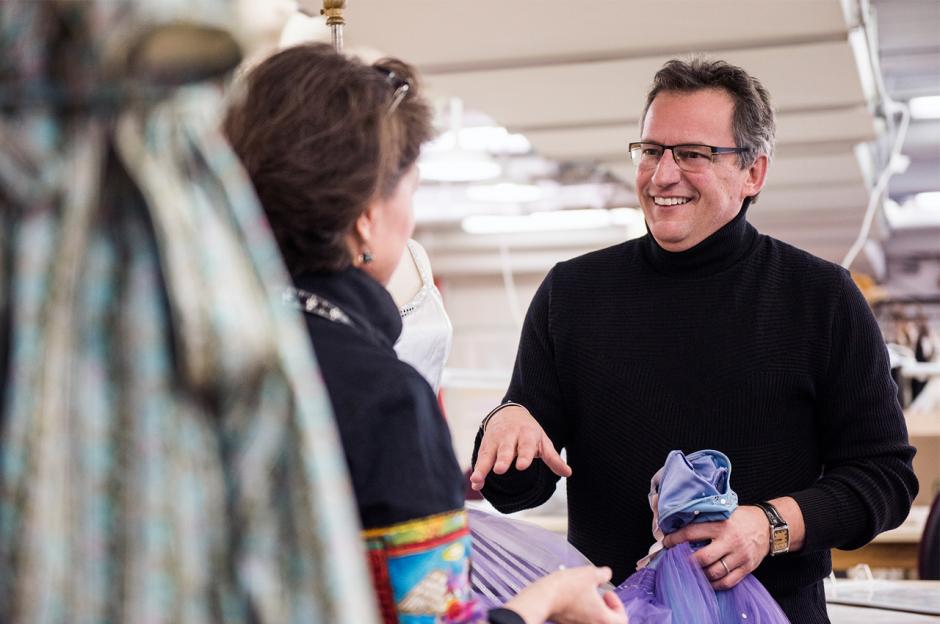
[641,198,758,278]
[292,267,402,348]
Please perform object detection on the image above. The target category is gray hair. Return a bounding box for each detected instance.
[641,57,776,169]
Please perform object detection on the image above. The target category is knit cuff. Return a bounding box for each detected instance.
[487,607,526,624]
[790,486,871,553]
[471,427,558,513]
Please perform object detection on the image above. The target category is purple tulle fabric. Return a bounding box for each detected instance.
[614,541,789,623]
[615,450,790,623]
[467,451,788,622]
[467,508,592,609]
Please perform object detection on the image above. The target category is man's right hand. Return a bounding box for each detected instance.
[469,404,571,491]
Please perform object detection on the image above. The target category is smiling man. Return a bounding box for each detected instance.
[469,58,918,622]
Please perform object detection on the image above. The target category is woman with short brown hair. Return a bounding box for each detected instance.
[225,43,625,624]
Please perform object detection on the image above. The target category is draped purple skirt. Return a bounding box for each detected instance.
[468,510,788,623]
[615,542,789,623]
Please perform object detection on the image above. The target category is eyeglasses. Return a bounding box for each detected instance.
[374,66,411,115]
[628,141,750,173]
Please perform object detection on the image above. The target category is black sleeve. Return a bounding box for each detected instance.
[487,607,527,624]
[471,266,570,512]
[344,368,465,529]
[790,271,918,551]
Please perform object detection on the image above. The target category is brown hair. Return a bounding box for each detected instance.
[224,43,433,276]
[641,57,776,169]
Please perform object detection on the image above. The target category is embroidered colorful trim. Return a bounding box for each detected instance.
[364,510,484,624]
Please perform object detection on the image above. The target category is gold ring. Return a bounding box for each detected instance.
[719,557,731,576]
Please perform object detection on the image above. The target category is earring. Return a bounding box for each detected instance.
[359,250,374,264]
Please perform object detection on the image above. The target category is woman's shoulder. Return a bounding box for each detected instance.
[340,359,465,528]
[323,336,441,430]
[360,360,442,428]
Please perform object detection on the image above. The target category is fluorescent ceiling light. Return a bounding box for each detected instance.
[914,191,940,210]
[419,150,501,182]
[465,182,544,203]
[462,208,644,235]
[424,126,531,155]
[909,95,940,120]
[884,194,940,229]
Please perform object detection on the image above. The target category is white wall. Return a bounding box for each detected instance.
[437,272,543,469]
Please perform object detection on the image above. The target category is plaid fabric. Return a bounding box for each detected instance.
[0,2,378,623]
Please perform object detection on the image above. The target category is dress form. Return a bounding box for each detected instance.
[387,240,453,392]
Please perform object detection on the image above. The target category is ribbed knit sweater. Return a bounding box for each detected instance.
[473,206,918,614]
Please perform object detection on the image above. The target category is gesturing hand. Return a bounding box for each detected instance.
[661,505,769,590]
[469,405,571,491]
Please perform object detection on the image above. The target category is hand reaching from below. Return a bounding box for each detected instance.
[504,565,627,624]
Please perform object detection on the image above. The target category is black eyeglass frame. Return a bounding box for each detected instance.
[374,66,411,115]
[628,141,751,170]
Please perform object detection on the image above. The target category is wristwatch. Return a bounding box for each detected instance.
[753,501,790,556]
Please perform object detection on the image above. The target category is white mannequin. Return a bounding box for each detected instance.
[386,240,424,308]
[386,239,453,392]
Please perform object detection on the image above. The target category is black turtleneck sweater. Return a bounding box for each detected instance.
[294,268,464,529]
[473,207,917,614]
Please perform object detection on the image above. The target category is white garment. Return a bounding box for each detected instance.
[636,465,666,570]
[394,240,453,392]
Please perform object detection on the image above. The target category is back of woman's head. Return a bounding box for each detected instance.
[224,43,433,276]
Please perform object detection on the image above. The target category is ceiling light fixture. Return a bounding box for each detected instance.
[884,194,940,229]
[465,182,544,203]
[419,152,502,182]
[424,126,531,155]
[914,191,940,210]
[461,207,644,235]
[909,95,940,120]
[419,98,502,182]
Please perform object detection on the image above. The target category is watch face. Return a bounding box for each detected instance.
[772,527,790,553]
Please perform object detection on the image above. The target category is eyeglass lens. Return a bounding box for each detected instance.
[630,143,716,172]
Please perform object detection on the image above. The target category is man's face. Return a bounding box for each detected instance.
[636,89,767,252]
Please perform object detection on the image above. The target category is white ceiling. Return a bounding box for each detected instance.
[298,0,933,278]
[871,0,940,204]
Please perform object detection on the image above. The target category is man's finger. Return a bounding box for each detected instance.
[662,527,691,549]
[513,430,541,471]
[492,440,519,475]
[538,433,572,477]
[690,537,728,569]
[664,521,723,549]
[704,555,735,582]
[711,565,747,591]
[469,441,499,490]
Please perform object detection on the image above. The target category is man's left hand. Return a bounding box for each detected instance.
[661,506,769,590]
